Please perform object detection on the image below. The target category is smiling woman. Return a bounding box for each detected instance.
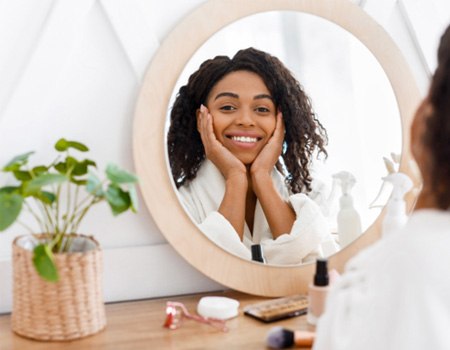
[168,48,336,265]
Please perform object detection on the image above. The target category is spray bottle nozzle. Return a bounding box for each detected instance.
[332,171,356,196]
[382,172,413,201]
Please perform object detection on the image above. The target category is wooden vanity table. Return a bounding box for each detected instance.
[0,290,314,350]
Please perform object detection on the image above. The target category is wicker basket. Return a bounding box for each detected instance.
[11,234,106,341]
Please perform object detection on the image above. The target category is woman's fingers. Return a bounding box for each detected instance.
[251,112,284,174]
[198,104,246,180]
[199,105,212,150]
[199,104,218,155]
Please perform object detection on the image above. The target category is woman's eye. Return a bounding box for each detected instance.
[219,105,236,111]
[255,107,270,113]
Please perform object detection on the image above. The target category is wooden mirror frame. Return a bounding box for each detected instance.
[133,0,421,296]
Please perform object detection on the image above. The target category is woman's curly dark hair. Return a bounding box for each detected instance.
[167,47,327,193]
[425,24,450,209]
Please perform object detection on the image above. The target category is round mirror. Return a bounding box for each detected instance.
[134,0,421,296]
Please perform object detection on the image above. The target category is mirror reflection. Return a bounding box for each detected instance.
[165,11,401,265]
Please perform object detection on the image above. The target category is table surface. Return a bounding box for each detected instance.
[0,290,314,350]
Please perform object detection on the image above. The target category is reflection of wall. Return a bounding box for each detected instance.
[0,0,447,312]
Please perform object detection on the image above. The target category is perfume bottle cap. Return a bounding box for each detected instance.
[314,259,329,286]
[251,244,265,263]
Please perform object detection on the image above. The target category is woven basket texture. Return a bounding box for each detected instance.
[11,234,106,341]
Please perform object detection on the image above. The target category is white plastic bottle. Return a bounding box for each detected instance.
[381,172,413,237]
[333,171,362,249]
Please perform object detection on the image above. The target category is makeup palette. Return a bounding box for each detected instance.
[243,294,308,323]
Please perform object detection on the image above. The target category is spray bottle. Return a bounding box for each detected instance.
[333,171,362,249]
[381,172,413,237]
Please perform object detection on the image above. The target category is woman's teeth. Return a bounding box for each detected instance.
[231,136,258,143]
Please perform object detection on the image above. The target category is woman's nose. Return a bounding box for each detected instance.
[235,109,255,126]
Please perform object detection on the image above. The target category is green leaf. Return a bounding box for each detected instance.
[66,156,77,170]
[0,193,23,231]
[106,184,130,216]
[73,161,85,176]
[106,163,138,184]
[0,186,20,194]
[54,161,67,174]
[13,170,32,181]
[73,160,87,176]
[69,178,87,185]
[85,159,96,168]
[128,184,139,213]
[32,244,59,282]
[71,158,97,177]
[36,191,56,205]
[86,171,104,197]
[55,139,68,152]
[3,151,34,171]
[32,165,48,176]
[55,138,89,152]
[26,173,67,194]
[57,157,96,177]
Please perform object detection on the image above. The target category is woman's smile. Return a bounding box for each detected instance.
[226,131,263,148]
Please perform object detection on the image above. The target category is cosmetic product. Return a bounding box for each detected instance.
[197,296,239,320]
[333,171,362,249]
[243,294,308,323]
[381,172,413,237]
[307,259,329,326]
[165,301,228,332]
[251,244,265,263]
[266,326,315,349]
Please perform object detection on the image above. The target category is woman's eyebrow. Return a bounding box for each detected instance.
[213,92,273,101]
[214,92,238,100]
[254,94,273,101]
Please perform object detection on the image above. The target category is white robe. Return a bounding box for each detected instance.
[178,160,336,265]
[314,209,450,350]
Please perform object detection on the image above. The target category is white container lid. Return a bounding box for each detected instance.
[197,296,240,320]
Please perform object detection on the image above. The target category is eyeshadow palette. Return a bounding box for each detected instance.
[243,294,308,323]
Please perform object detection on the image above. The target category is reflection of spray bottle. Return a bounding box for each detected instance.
[381,172,413,237]
[333,171,362,249]
[309,178,339,224]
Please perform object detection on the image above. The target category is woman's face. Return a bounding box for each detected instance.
[205,70,277,165]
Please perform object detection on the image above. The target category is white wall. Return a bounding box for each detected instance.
[0,0,448,312]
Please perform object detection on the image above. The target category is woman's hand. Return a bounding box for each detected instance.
[249,112,294,238]
[198,104,247,181]
[250,112,284,177]
[198,104,248,239]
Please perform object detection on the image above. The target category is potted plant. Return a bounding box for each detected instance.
[0,138,138,341]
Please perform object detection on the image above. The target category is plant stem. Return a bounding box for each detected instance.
[50,233,63,252]
[72,192,94,212]
[61,234,73,252]
[23,201,45,232]
[55,183,62,233]
[48,155,61,169]
[39,199,56,233]
[17,220,34,234]
[71,197,100,233]
[65,194,89,234]
[65,179,71,233]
